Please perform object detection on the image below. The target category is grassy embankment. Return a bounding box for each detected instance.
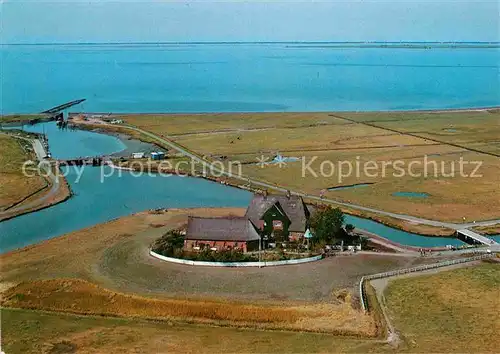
[0,133,71,220]
[2,308,391,354]
[0,134,47,210]
[0,114,53,124]
[384,262,500,352]
[2,278,375,335]
[473,224,500,235]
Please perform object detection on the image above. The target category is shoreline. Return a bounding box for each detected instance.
[0,132,73,223]
[0,166,73,223]
[2,105,499,120]
[64,106,500,117]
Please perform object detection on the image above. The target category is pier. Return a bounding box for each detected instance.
[42,99,86,114]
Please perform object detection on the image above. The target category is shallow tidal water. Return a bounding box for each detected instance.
[2,43,499,113]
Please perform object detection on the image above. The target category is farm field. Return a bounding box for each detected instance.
[384,262,500,353]
[112,110,500,222]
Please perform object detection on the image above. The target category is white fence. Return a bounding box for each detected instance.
[149,250,323,267]
[359,253,495,312]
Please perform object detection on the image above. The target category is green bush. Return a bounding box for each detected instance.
[151,230,185,257]
[182,249,259,262]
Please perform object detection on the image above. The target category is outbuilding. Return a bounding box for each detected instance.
[150,151,166,160]
[131,152,145,159]
[184,216,261,252]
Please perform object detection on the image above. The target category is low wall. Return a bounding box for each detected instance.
[149,250,322,267]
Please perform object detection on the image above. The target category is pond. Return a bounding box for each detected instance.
[392,191,430,198]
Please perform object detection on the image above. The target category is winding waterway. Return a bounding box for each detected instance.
[0,122,466,252]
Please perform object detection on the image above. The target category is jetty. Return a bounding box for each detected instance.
[42,99,86,114]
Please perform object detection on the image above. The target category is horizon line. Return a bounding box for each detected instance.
[2,40,500,46]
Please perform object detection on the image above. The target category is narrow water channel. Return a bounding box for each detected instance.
[0,122,465,252]
[5,122,126,159]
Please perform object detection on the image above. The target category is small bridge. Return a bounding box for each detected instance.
[57,157,108,166]
[456,229,499,246]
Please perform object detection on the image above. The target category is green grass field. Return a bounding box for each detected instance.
[0,134,47,210]
[385,262,500,353]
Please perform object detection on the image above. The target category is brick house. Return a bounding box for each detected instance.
[184,216,261,253]
[245,194,310,241]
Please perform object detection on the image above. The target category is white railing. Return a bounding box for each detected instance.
[149,250,322,267]
[359,253,495,312]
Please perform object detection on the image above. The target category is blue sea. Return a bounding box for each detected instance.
[1,43,499,114]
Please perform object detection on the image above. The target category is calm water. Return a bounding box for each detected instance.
[2,43,499,113]
[392,191,430,198]
[345,215,463,247]
[5,122,126,159]
[490,235,500,242]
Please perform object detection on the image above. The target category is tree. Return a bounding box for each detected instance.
[310,206,345,244]
[345,223,355,234]
[151,230,185,256]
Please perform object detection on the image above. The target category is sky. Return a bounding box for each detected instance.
[1,0,499,43]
